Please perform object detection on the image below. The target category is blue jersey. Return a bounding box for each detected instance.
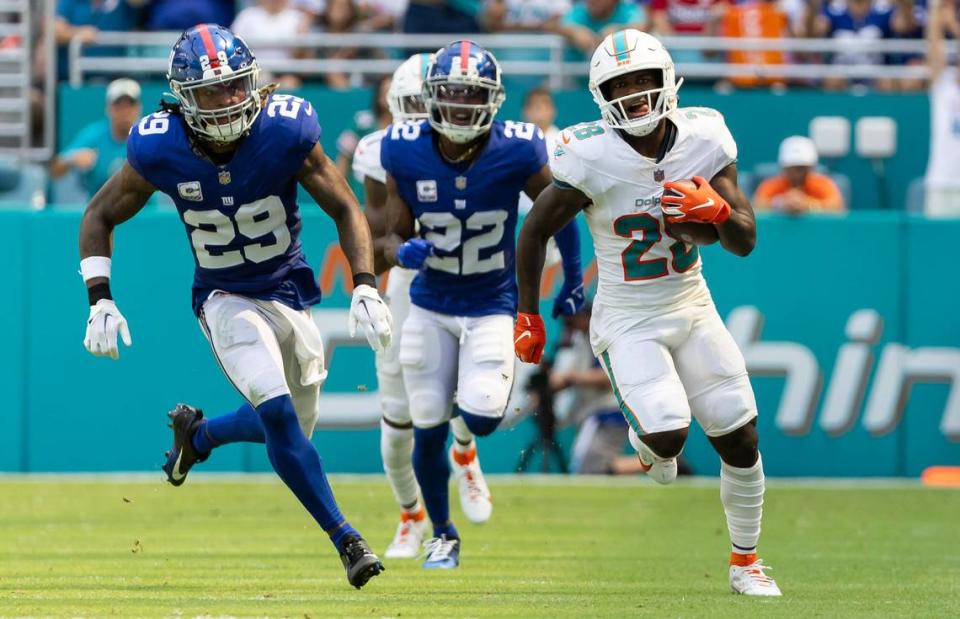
[127,94,322,315]
[380,119,547,317]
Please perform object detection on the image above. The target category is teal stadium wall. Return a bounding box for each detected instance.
[2,207,958,476]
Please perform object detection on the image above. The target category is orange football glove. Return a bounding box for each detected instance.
[661,175,731,225]
[514,312,546,364]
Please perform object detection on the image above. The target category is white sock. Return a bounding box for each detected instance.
[449,416,474,453]
[380,419,420,510]
[720,453,764,555]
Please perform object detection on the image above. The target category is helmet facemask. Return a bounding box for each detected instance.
[388,93,428,123]
[171,63,261,144]
[425,79,504,144]
[594,69,682,138]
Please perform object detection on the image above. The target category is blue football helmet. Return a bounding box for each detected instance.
[423,40,505,144]
[167,24,260,143]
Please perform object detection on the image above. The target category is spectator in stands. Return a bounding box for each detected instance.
[54,0,145,80]
[523,87,560,146]
[403,0,482,34]
[804,0,903,90]
[942,0,960,37]
[753,136,846,214]
[293,0,325,24]
[316,0,363,89]
[561,1,647,59]
[50,78,140,197]
[719,0,790,88]
[484,1,571,89]
[144,0,235,32]
[924,0,960,216]
[232,0,309,89]
[484,0,571,32]
[336,76,392,182]
[650,0,726,36]
[889,0,928,91]
[357,0,409,31]
[517,87,559,213]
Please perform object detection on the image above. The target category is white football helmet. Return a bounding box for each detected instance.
[588,29,683,137]
[388,53,432,122]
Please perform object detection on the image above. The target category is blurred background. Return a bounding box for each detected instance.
[1,0,958,478]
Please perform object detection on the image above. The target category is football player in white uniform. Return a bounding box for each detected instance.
[352,53,494,559]
[514,30,781,597]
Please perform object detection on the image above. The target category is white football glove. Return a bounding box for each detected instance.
[348,284,393,353]
[83,299,132,360]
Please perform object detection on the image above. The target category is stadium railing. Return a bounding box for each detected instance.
[67,32,955,87]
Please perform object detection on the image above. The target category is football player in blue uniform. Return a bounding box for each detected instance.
[380,41,585,569]
[78,25,391,589]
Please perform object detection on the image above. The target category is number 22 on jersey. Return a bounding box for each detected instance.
[418,210,509,275]
[614,213,699,280]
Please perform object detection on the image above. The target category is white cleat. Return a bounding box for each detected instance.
[730,559,782,597]
[450,446,492,524]
[384,512,429,559]
[632,436,678,485]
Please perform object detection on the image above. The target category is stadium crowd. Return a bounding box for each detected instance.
[31,0,956,91]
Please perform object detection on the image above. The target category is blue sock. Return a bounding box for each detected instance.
[412,422,458,540]
[192,403,265,454]
[257,394,359,550]
[458,407,502,437]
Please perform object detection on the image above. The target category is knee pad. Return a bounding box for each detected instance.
[381,394,410,427]
[458,407,502,437]
[408,389,450,428]
[457,369,512,418]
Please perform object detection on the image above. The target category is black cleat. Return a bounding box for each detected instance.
[339,535,385,589]
[161,403,208,486]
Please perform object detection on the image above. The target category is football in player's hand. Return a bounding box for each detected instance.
[662,179,720,246]
[666,220,720,246]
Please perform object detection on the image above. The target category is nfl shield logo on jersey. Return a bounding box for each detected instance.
[455,176,467,190]
[654,169,665,183]
[177,181,203,202]
[218,170,231,185]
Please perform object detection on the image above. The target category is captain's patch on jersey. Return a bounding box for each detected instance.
[416,180,438,202]
[177,181,203,202]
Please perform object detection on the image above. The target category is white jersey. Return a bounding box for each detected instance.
[550,107,737,350]
[352,128,387,185]
[925,69,960,190]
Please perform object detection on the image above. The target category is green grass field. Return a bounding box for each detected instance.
[1,476,958,618]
